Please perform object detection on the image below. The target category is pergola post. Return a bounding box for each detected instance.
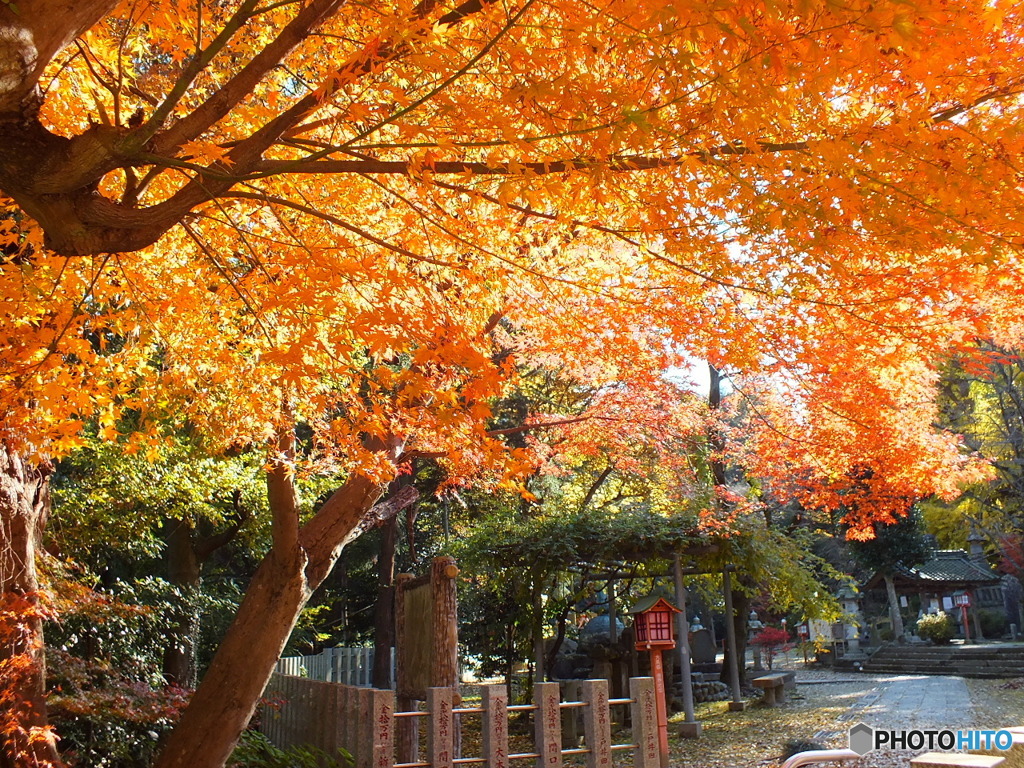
[722,568,747,711]
[673,555,701,737]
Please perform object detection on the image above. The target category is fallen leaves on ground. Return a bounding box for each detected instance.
[966,678,1024,729]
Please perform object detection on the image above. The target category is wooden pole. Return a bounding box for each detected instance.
[432,556,461,757]
[673,555,699,735]
[607,580,625,719]
[723,569,746,711]
[608,581,618,643]
[648,651,670,768]
[562,680,582,749]
[394,573,417,762]
[432,557,460,692]
[397,696,418,764]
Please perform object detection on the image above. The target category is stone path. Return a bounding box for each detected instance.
[811,673,977,743]
[842,674,975,730]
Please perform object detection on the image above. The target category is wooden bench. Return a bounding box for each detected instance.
[752,673,788,706]
[911,753,1004,768]
[971,729,1024,768]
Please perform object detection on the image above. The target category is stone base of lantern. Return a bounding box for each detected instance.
[678,721,703,738]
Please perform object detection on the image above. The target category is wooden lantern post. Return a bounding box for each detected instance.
[631,596,682,768]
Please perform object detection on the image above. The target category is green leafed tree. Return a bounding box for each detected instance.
[848,506,931,641]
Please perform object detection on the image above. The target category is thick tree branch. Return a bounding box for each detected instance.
[194,490,252,563]
[349,484,420,540]
[0,0,118,114]
[267,425,301,556]
[298,433,406,585]
[251,154,699,176]
[129,0,263,150]
[149,0,345,155]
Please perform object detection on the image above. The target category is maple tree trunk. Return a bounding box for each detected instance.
[153,462,386,768]
[0,0,118,112]
[152,544,310,768]
[0,447,61,768]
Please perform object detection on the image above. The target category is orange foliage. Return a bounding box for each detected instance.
[0,0,1020,505]
[0,0,1022,762]
[0,592,59,767]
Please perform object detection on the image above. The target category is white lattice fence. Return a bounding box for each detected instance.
[275,646,395,687]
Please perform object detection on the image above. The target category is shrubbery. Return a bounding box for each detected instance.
[749,626,792,669]
[229,731,349,768]
[978,608,1007,638]
[916,612,955,645]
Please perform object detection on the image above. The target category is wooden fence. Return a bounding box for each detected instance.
[275,647,396,687]
[260,675,662,768]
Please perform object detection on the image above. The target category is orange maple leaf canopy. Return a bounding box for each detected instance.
[1,0,1023,527]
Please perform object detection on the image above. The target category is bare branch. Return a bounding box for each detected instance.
[486,416,592,436]
[217,0,509,173]
[226,190,461,267]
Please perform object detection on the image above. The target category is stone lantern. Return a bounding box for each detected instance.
[748,610,765,670]
[837,585,865,658]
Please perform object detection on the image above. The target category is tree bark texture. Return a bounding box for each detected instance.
[0,447,61,768]
[883,573,905,641]
[152,465,387,768]
[0,0,118,112]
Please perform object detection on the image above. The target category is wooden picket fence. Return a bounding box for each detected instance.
[275,646,396,687]
[260,674,662,768]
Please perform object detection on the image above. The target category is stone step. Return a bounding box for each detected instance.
[860,663,1021,678]
[862,645,1024,678]
[955,653,1024,661]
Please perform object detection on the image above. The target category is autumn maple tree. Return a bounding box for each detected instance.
[2,0,1024,765]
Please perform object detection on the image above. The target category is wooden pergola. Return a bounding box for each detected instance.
[567,546,748,738]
